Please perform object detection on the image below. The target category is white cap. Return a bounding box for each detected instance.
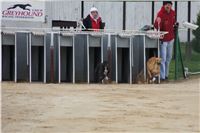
[90,7,98,13]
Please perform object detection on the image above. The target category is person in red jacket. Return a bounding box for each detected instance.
[154,1,176,81]
[83,7,104,31]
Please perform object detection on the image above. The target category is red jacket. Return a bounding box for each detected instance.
[154,6,176,42]
[90,16,102,31]
[83,15,104,31]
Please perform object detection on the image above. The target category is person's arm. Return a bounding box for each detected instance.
[82,18,88,30]
[82,15,91,30]
[173,12,179,29]
[154,13,162,31]
[100,20,104,29]
[173,12,176,25]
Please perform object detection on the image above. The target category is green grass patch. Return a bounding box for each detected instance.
[169,43,200,80]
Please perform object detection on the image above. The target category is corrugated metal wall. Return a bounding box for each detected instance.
[126,2,152,30]
[1,1,200,41]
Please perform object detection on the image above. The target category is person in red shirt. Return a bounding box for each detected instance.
[154,1,177,81]
[83,7,104,31]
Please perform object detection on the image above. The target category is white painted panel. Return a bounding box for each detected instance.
[177,2,188,42]
[84,2,123,30]
[0,0,199,43]
[154,1,163,20]
[51,1,81,21]
[1,1,81,28]
[1,1,45,22]
[191,2,200,41]
[1,1,48,28]
[126,2,151,30]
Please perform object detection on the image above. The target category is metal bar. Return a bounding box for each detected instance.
[29,33,32,83]
[107,33,112,80]
[72,35,75,84]
[129,36,132,84]
[27,34,29,66]
[177,37,187,79]
[132,36,134,67]
[50,32,54,83]
[87,34,90,83]
[123,1,126,30]
[151,1,155,25]
[1,27,167,35]
[175,28,178,80]
[175,1,177,21]
[188,72,200,75]
[173,1,178,60]
[143,35,146,81]
[81,1,84,18]
[0,32,1,82]
[157,38,160,84]
[34,0,182,1]
[58,32,61,83]
[115,36,118,83]
[44,34,46,83]
[101,35,104,63]
[14,33,17,82]
[108,33,111,48]
[26,33,29,82]
[187,1,191,42]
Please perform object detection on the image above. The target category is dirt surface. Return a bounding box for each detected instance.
[1,77,200,133]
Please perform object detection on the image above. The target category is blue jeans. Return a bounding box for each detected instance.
[160,39,174,79]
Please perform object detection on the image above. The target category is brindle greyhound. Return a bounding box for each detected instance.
[95,61,111,84]
[7,4,32,11]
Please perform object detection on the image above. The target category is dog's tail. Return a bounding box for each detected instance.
[7,7,12,10]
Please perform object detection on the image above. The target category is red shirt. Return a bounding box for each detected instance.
[154,6,176,42]
[90,16,101,31]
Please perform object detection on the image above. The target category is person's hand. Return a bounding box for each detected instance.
[159,34,164,39]
[174,22,179,29]
[156,17,161,24]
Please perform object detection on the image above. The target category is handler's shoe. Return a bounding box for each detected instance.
[165,77,169,82]
[160,79,166,83]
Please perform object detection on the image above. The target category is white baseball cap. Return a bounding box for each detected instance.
[90,7,98,13]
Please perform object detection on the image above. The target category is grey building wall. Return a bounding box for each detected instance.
[1,1,200,42]
[126,2,152,30]
[84,2,123,30]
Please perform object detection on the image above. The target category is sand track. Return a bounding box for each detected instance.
[1,78,200,133]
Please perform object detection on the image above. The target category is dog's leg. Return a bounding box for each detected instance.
[147,69,152,79]
[8,5,18,10]
[151,77,156,84]
[7,7,14,10]
[147,69,152,84]
[25,8,30,11]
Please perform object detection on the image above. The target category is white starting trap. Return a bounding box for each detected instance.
[1,27,167,84]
